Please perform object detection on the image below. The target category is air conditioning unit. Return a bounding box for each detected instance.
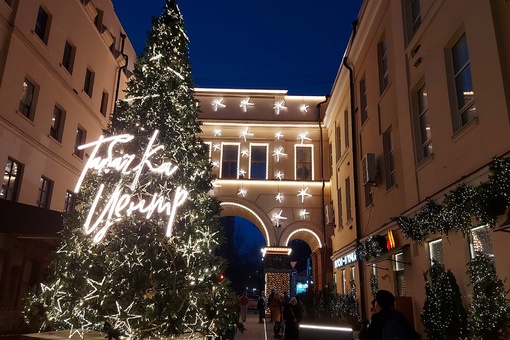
[362,153,377,186]
[325,204,335,225]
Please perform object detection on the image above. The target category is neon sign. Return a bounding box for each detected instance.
[334,251,357,268]
[75,130,189,243]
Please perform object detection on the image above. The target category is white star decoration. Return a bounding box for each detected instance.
[213,129,222,137]
[275,193,284,202]
[272,147,287,162]
[300,104,309,112]
[213,143,220,151]
[273,100,287,115]
[239,128,254,142]
[299,209,310,219]
[275,171,284,180]
[272,210,287,225]
[297,131,312,144]
[238,188,247,197]
[275,131,284,140]
[212,98,226,111]
[239,169,246,177]
[240,97,254,112]
[297,187,312,203]
[241,149,249,157]
[212,161,219,168]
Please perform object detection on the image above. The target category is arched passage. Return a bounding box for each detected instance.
[280,221,323,252]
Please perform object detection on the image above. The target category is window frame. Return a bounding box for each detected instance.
[360,78,368,124]
[378,37,389,94]
[345,177,352,221]
[428,238,444,265]
[37,176,53,208]
[335,125,341,162]
[415,83,432,161]
[100,90,109,117]
[50,104,66,142]
[1,157,23,202]
[34,6,51,44]
[84,67,95,98]
[469,224,494,258]
[294,144,313,180]
[337,187,343,227]
[343,110,349,149]
[74,126,87,159]
[62,40,76,74]
[64,190,77,212]
[220,142,240,179]
[383,128,396,189]
[19,78,37,120]
[249,143,268,180]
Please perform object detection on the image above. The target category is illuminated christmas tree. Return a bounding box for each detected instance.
[421,262,469,340]
[468,253,510,340]
[24,1,239,338]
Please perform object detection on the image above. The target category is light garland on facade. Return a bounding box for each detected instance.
[297,131,311,144]
[212,98,226,111]
[273,100,287,115]
[240,97,254,112]
[272,147,287,162]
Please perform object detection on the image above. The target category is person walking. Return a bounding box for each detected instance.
[283,297,302,340]
[239,291,249,322]
[257,292,267,323]
[269,292,284,338]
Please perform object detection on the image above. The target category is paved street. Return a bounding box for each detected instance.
[236,310,268,340]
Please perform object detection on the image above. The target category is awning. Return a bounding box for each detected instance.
[0,199,62,237]
[366,244,411,267]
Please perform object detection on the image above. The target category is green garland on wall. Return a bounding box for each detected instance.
[356,235,387,261]
[392,157,510,242]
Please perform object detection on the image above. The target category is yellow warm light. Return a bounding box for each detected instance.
[284,228,323,248]
[202,122,325,128]
[220,202,270,246]
[214,179,329,186]
[299,325,352,332]
[262,247,292,256]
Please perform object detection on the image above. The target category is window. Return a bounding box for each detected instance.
[37,176,53,208]
[378,38,389,94]
[94,9,104,31]
[19,78,36,119]
[337,187,343,227]
[344,111,349,149]
[360,79,368,124]
[221,143,239,179]
[74,126,86,159]
[470,225,493,258]
[452,33,476,127]
[3,0,13,7]
[394,252,406,296]
[100,91,109,117]
[428,239,443,264]
[1,158,23,201]
[64,190,77,212]
[84,68,95,98]
[62,41,75,74]
[295,145,312,180]
[341,269,346,294]
[416,84,432,159]
[364,185,373,208]
[50,105,65,142]
[34,7,50,43]
[249,144,267,179]
[345,177,352,221]
[336,125,341,161]
[350,266,355,283]
[383,128,395,189]
[410,0,421,31]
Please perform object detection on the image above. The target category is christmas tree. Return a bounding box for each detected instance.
[421,262,469,340]
[24,1,239,338]
[468,253,510,340]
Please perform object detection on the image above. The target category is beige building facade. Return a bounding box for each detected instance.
[0,0,135,332]
[326,0,510,333]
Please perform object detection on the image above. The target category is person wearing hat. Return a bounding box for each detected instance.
[359,290,420,340]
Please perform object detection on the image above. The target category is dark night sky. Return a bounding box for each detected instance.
[114,0,362,95]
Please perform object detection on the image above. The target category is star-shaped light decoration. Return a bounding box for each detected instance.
[297,187,312,203]
[241,149,249,157]
[275,171,284,180]
[299,209,310,219]
[275,131,284,140]
[213,143,220,151]
[212,98,226,111]
[275,193,284,202]
[300,104,309,112]
[273,100,287,115]
[211,161,219,168]
[240,97,254,112]
[239,169,247,177]
[272,210,287,225]
[297,131,312,144]
[213,129,222,137]
[272,147,287,162]
[238,188,247,197]
[239,128,254,142]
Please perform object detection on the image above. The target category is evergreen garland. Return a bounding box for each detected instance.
[468,254,510,340]
[356,235,387,261]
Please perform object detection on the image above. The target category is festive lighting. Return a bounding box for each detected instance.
[272,147,287,162]
[212,161,219,168]
[300,104,309,112]
[213,129,222,137]
[297,131,312,144]
[275,131,284,140]
[284,228,323,248]
[239,169,246,177]
[275,171,284,180]
[299,209,310,219]
[297,187,312,203]
[211,98,226,111]
[237,188,247,197]
[203,121,324,128]
[213,143,220,151]
[239,128,254,142]
[272,210,287,225]
[241,149,249,157]
[239,97,254,112]
[273,100,287,115]
[220,202,270,245]
[275,193,284,202]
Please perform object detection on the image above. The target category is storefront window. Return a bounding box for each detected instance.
[470,225,493,258]
[394,252,406,296]
[428,238,443,264]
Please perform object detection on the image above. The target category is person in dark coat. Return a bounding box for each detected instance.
[257,292,267,323]
[282,297,302,340]
[359,290,420,340]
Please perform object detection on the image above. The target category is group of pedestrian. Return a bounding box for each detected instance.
[264,289,302,339]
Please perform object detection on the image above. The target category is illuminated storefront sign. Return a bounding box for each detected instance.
[333,251,357,268]
[387,230,396,250]
[75,130,189,243]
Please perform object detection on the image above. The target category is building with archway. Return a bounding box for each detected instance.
[195,88,333,290]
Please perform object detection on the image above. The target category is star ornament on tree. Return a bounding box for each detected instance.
[297,187,312,203]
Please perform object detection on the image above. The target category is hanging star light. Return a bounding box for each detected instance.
[238,188,247,197]
[272,147,287,162]
[241,149,249,157]
[275,193,284,202]
[299,209,310,219]
[239,169,246,177]
[212,98,226,111]
[240,97,254,112]
[275,131,284,140]
[213,129,222,137]
[297,187,312,203]
[212,161,219,168]
[275,171,284,180]
[272,210,287,225]
[239,128,254,142]
[300,104,309,113]
[273,100,287,115]
[297,131,312,144]
[213,143,220,151]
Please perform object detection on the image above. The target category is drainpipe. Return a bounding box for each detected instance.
[343,56,367,320]
[112,33,128,126]
[317,95,329,290]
